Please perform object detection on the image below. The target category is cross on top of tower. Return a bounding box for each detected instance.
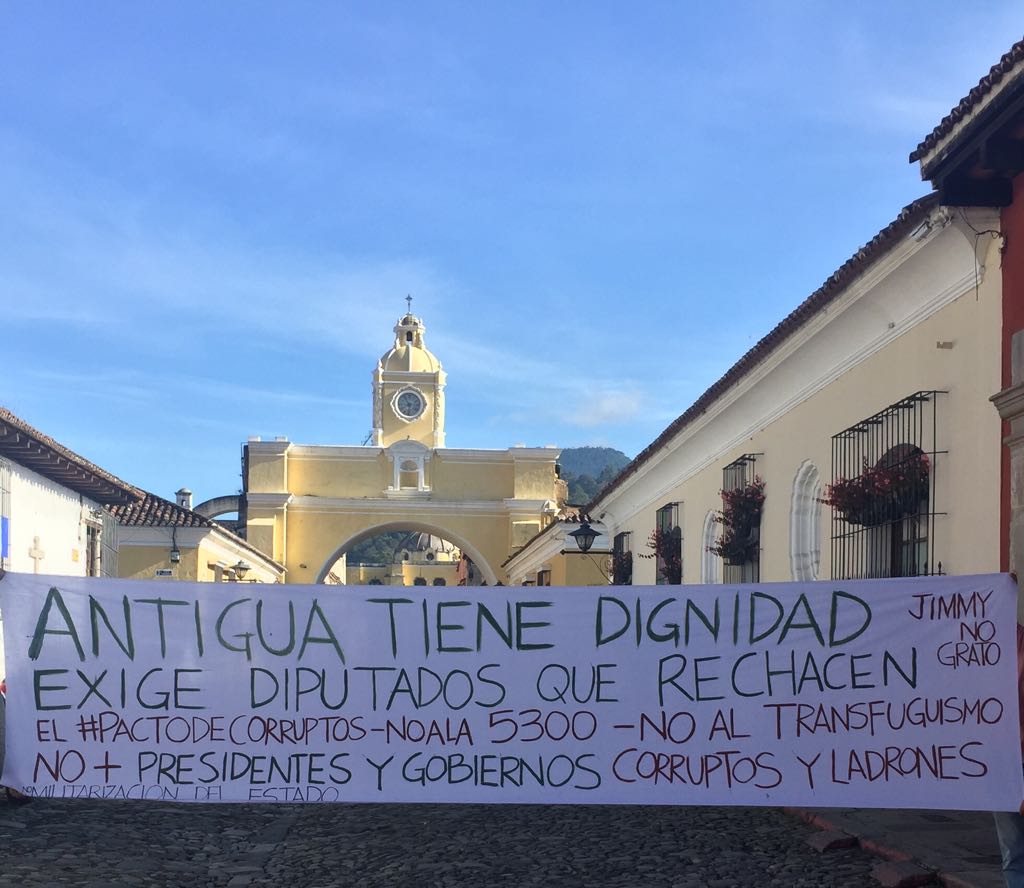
[405,294,413,312]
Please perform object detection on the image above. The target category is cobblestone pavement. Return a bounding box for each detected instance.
[0,797,887,888]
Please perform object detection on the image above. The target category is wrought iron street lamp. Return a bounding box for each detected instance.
[568,521,598,553]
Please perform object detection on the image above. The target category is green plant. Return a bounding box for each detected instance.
[642,528,682,584]
[708,476,765,565]
[611,549,633,585]
[822,453,929,527]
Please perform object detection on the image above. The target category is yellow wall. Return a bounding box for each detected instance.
[288,455,388,498]
[554,552,611,586]
[281,509,518,585]
[345,562,459,586]
[117,532,282,584]
[248,447,287,493]
[117,544,201,582]
[430,459,515,500]
[245,516,279,564]
[514,461,558,500]
[245,438,561,586]
[380,383,438,449]
[242,310,560,587]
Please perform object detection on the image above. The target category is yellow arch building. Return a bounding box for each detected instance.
[242,309,564,585]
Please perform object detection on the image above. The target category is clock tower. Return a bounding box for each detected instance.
[371,306,446,449]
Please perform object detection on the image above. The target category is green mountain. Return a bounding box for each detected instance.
[559,446,630,506]
[347,531,408,565]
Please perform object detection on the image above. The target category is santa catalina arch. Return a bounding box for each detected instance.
[241,308,563,585]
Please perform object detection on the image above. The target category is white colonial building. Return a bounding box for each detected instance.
[0,408,140,669]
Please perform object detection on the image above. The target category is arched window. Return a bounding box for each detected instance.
[432,577,446,586]
[790,460,821,581]
[413,577,427,586]
[700,510,719,584]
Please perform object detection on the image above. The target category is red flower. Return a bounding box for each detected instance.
[708,477,765,563]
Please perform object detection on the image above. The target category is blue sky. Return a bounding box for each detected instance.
[2,3,1022,504]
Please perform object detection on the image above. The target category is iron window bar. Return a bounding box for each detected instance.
[612,532,633,585]
[829,390,946,580]
[721,453,763,584]
[654,503,682,585]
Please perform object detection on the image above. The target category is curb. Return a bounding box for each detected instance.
[785,808,945,888]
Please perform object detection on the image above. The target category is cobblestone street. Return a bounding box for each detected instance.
[0,798,886,888]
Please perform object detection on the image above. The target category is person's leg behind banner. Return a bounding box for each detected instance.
[996,807,1024,888]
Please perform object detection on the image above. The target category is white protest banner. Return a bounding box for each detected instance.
[0,571,1021,809]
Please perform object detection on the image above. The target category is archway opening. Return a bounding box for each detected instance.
[316,521,497,586]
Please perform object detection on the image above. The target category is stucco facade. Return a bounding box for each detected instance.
[504,517,612,587]
[243,310,563,585]
[3,461,106,577]
[110,491,284,585]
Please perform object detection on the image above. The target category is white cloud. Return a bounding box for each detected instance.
[19,368,363,411]
[0,138,445,359]
[567,388,647,428]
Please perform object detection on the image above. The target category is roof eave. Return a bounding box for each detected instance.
[586,194,939,515]
[0,410,140,505]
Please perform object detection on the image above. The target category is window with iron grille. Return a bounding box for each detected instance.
[654,503,681,585]
[827,391,944,580]
[720,454,762,584]
[612,532,633,585]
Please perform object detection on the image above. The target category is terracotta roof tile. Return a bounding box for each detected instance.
[109,492,284,571]
[910,37,1024,164]
[108,492,212,528]
[587,194,939,513]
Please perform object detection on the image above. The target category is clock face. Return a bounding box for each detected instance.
[395,390,425,419]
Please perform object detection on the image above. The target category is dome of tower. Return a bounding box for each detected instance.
[393,532,460,564]
[381,345,441,373]
[379,311,442,373]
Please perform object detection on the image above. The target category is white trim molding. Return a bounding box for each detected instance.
[700,510,719,584]
[390,386,428,423]
[789,459,822,582]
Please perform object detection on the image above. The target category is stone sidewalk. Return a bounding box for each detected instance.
[791,807,1005,887]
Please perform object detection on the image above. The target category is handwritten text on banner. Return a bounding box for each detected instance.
[0,572,1020,809]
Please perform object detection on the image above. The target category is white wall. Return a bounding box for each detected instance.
[1,461,101,677]
[7,462,98,576]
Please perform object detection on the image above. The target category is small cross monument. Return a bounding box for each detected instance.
[29,536,45,574]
